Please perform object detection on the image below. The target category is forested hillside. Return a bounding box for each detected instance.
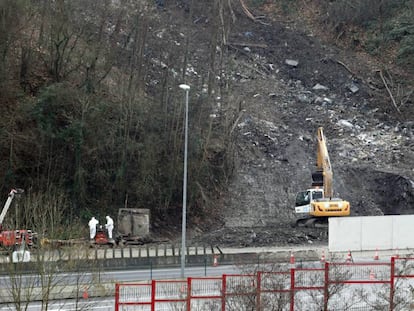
[0,0,412,242]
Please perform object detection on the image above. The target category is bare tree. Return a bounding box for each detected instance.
[0,244,101,310]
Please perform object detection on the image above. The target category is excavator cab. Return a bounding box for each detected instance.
[295,189,324,205]
[295,188,324,213]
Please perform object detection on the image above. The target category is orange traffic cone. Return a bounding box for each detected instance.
[289,251,296,269]
[395,248,400,259]
[369,269,376,280]
[346,250,352,263]
[213,254,218,267]
[82,287,89,299]
[374,248,379,260]
[320,250,326,263]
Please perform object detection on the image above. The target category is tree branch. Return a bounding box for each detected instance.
[377,70,401,114]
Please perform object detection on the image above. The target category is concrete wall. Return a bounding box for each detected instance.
[329,215,414,252]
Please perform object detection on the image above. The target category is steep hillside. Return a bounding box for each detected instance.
[180,3,414,247]
[0,1,412,245]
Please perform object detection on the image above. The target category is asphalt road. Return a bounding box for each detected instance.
[0,246,410,310]
[0,264,242,310]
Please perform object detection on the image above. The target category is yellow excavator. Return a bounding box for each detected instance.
[294,127,350,227]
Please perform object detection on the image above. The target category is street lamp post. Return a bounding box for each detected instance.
[179,84,190,279]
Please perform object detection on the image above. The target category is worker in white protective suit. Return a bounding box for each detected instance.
[88,217,99,240]
[105,215,114,240]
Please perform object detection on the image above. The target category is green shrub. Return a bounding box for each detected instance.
[397,35,414,69]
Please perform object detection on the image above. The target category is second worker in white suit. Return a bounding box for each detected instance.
[105,215,114,240]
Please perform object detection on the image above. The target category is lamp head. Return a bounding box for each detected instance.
[179,84,190,91]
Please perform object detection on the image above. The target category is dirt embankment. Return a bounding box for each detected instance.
[157,3,414,248]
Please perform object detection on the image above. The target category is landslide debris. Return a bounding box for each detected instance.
[155,3,414,248]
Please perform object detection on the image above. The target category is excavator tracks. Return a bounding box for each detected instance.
[296,217,328,228]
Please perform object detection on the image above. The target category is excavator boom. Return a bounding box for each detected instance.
[315,127,333,198]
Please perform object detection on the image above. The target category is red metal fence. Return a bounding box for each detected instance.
[115,256,414,310]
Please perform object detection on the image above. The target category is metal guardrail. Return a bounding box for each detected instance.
[115,257,414,311]
[0,244,222,263]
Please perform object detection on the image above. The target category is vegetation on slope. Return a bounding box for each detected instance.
[0,0,412,239]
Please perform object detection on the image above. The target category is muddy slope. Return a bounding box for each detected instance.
[154,3,414,247]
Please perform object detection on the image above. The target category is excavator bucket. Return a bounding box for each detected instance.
[311,170,324,187]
